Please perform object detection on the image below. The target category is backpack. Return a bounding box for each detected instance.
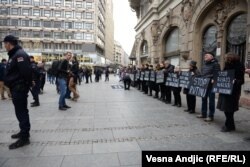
[51,60,61,76]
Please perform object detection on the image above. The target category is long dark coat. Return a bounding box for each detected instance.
[217,61,245,112]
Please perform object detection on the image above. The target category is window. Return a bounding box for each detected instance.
[33,9,40,16]
[22,0,30,5]
[44,10,51,17]
[65,11,72,18]
[75,44,82,50]
[43,43,51,49]
[22,9,29,16]
[33,31,40,38]
[33,0,40,5]
[84,33,93,40]
[44,0,50,6]
[0,8,8,15]
[11,0,18,4]
[43,21,52,28]
[75,1,82,8]
[0,19,8,26]
[75,33,83,40]
[1,0,8,4]
[55,0,62,6]
[65,32,73,39]
[10,31,20,37]
[55,11,61,17]
[140,40,148,55]
[21,30,30,37]
[203,26,217,53]
[86,2,92,9]
[75,12,82,19]
[11,8,19,15]
[65,0,72,7]
[54,32,62,39]
[166,28,179,53]
[44,31,52,38]
[33,20,40,27]
[54,21,62,28]
[22,20,30,27]
[65,22,73,29]
[75,22,82,29]
[85,22,93,30]
[85,12,93,19]
[11,19,19,26]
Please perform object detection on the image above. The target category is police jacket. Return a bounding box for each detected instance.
[4,45,32,89]
[31,61,40,82]
[201,58,220,79]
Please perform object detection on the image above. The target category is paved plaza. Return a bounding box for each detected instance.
[0,75,250,167]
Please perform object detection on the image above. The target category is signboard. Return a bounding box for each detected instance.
[150,71,156,82]
[136,72,140,80]
[156,71,164,84]
[179,71,191,88]
[130,74,135,82]
[188,77,211,98]
[144,71,150,81]
[212,70,235,95]
[141,72,145,81]
[165,73,179,87]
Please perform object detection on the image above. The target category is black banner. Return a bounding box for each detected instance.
[165,73,179,87]
[142,151,250,167]
[156,71,164,84]
[179,71,191,88]
[212,70,235,95]
[150,71,156,82]
[188,77,210,98]
[144,71,150,81]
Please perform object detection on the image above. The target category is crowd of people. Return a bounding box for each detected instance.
[1,34,250,150]
[120,52,248,134]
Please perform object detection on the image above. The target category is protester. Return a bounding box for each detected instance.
[123,68,131,90]
[217,52,245,132]
[163,60,175,104]
[3,35,32,149]
[183,60,200,114]
[197,52,220,122]
[172,66,182,107]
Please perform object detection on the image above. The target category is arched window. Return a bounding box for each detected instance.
[140,40,148,56]
[166,28,179,54]
[202,25,217,63]
[227,13,247,63]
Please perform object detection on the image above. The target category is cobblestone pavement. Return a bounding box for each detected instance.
[0,75,250,167]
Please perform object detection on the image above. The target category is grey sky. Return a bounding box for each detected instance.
[113,0,137,55]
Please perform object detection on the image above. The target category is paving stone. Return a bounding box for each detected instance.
[61,153,120,167]
[118,152,141,166]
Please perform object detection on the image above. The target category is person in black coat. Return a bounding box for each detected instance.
[217,52,245,132]
[172,66,182,107]
[183,60,200,113]
[164,61,175,104]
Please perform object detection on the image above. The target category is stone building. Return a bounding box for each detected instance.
[0,0,114,66]
[129,0,250,107]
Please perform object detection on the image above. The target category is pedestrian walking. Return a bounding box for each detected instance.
[57,52,72,111]
[3,35,32,149]
[30,56,40,107]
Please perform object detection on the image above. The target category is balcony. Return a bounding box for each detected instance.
[129,0,140,18]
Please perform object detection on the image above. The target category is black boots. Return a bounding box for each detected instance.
[9,138,30,150]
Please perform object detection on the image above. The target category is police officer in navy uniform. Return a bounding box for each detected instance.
[3,35,32,149]
[30,56,40,107]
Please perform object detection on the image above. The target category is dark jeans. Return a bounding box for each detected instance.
[224,112,235,130]
[11,88,30,139]
[201,88,215,118]
[173,87,181,105]
[186,94,196,111]
[58,78,67,107]
[165,86,172,102]
[85,75,89,83]
[31,81,40,104]
[160,84,165,99]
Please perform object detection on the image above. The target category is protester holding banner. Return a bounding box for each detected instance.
[136,67,141,90]
[217,52,245,132]
[164,61,175,104]
[159,63,166,101]
[154,64,161,98]
[148,65,154,96]
[172,66,182,107]
[197,52,221,122]
[183,61,200,113]
[142,64,149,94]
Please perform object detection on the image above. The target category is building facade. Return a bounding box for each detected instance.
[129,0,250,107]
[113,40,129,66]
[0,0,114,66]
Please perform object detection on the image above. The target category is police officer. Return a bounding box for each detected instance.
[30,56,40,107]
[3,35,32,149]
